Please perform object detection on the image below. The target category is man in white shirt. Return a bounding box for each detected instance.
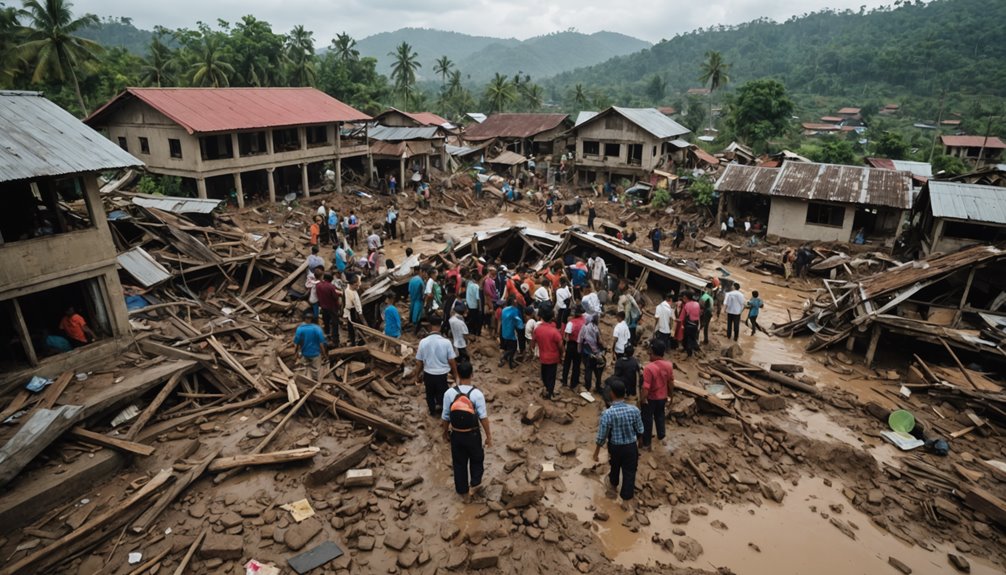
[305,245,324,281]
[654,292,675,349]
[533,284,551,306]
[448,303,470,361]
[342,274,364,345]
[590,253,607,290]
[416,330,459,416]
[366,228,382,252]
[555,278,573,326]
[581,283,602,317]
[612,311,631,356]
[723,282,746,342]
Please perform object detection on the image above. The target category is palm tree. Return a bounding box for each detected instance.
[332,32,358,62]
[447,69,462,96]
[286,25,316,86]
[189,33,234,87]
[139,32,174,87]
[484,72,515,113]
[698,50,730,130]
[17,0,102,114]
[522,83,543,111]
[573,83,587,108]
[0,5,23,87]
[433,55,452,88]
[388,41,420,107]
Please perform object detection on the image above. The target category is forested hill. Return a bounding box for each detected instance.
[545,0,1006,100]
[358,28,651,83]
[78,17,156,55]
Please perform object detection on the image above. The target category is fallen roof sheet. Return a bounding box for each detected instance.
[446,143,487,157]
[116,246,172,287]
[0,91,141,183]
[368,125,442,141]
[690,146,720,166]
[859,245,1004,299]
[87,88,370,135]
[487,150,528,165]
[132,194,222,214]
[463,113,568,141]
[570,231,706,290]
[926,181,1006,225]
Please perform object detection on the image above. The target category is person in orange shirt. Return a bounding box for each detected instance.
[309,216,321,246]
[59,306,95,348]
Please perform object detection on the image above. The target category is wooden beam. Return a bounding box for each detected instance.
[939,338,978,390]
[139,339,213,362]
[124,372,186,441]
[130,447,221,534]
[39,372,74,409]
[328,345,369,358]
[206,336,270,394]
[69,427,155,456]
[207,447,320,472]
[171,526,207,575]
[305,438,372,486]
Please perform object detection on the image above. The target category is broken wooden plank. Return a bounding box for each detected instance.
[171,526,207,575]
[39,372,74,409]
[368,347,404,366]
[328,345,369,358]
[69,427,155,457]
[305,438,372,487]
[962,486,1006,528]
[207,447,320,472]
[124,372,186,441]
[131,447,221,534]
[139,339,214,362]
[207,336,271,394]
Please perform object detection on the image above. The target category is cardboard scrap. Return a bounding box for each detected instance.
[280,499,315,523]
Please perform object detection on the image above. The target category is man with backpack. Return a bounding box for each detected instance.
[441,361,492,498]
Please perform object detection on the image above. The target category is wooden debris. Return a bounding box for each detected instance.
[207,447,320,472]
[68,427,155,456]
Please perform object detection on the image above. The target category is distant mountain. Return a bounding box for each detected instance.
[356,28,520,80]
[357,28,651,83]
[78,17,156,56]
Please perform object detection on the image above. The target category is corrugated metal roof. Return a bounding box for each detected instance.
[368,125,442,141]
[463,113,568,141]
[572,231,706,290]
[837,107,861,114]
[0,91,141,183]
[714,165,779,194]
[446,143,486,157]
[576,107,689,140]
[690,146,719,166]
[487,151,528,165]
[370,140,435,158]
[465,113,486,123]
[669,139,691,148]
[927,181,1006,224]
[890,160,932,178]
[574,111,598,127]
[374,108,451,128]
[772,162,912,209]
[941,135,1006,149]
[116,246,172,287]
[132,194,222,214]
[87,88,370,135]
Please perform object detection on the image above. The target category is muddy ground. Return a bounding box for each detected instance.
[2,186,1004,575]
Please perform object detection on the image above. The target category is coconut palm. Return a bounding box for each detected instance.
[388,41,420,107]
[698,50,730,130]
[521,83,543,111]
[17,0,103,113]
[139,32,174,87]
[0,5,23,87]
[286,25,316,86]
[433,55,452,87]
[573,83,587,108]
[189,33,234,87]
[485,72,515,113]
[332,32,358,62]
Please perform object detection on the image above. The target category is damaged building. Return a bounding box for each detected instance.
[910,180,1006,256]
[0,91,140,388]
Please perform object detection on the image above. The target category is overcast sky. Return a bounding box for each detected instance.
[71,0,894,44]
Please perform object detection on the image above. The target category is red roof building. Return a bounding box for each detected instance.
[462,113,570,152]
[837,107,861,115]
[86,88,372,205]
[941,135,1006,167]
[373,107,452,129]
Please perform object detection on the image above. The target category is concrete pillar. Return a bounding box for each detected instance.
[399,155,406,194]
[301,164,310,198]
[367,153,375,187]
[266,167,276,203]
[266,129,274,155]
[233,172,245,208]
[196,178,207,199]
[230,132,240,159]
[424,153,431,174]
[335,123,343,194]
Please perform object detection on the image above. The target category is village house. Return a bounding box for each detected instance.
[461,113,570,157]
[569,106,691,185]
[715,161,913,244]
[0,91,139,385]
[910,180,1006,256]
[85,88,371,207]
[865,157,932,188]
[368,125,448,190]
[941,135,1006,167]
[372,108,453,130]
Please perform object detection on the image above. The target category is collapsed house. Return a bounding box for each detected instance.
[715,162,913,245]
[910,181,1006,256]
[0,91,141,389]
[461,113,570,157]
[85,87,372,205]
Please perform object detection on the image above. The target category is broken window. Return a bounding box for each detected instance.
[238,131,267,156]
[604,143,621,158]
[139,137,150,154]
[0,177,94,244]
[306,125,329,147]
[1,277,112,368]
[805,202,845,227]
[628,144,643,166]
[943,220,1006,243]
[582,141,600,156]
[200,134,234,161]
[273,128,301,152]
[169,138,183,159]
[117,136,128,151]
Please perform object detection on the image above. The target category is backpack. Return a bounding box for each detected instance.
[449,387,479,429]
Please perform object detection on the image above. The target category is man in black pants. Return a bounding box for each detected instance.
[562,305,585,390]
[415,330,459,417]
[441,361,493,498]
[592,379,644,507]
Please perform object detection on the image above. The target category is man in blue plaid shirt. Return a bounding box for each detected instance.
[592,379,644,502]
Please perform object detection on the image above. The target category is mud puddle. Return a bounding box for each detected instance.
[777,405,902,468]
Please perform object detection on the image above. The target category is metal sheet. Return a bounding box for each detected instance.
[571,231,706,290]
[368,125,442,141]
[574,111,598,127]
[714,165,779,194]
[0,91,141,183]
[462,113,568,141]
[927,181,1006,224]
[116,247,172,287]
[771,162,912,209]
[577,107,690,140]
[132,195,222,214]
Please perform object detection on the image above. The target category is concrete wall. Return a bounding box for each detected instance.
[766,197,854,243]
[575,118,662,174]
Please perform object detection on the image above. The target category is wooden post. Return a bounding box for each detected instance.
[301,163,310,199]
[10,299,38,366]
[865,325,881,367]
[335,122,343,194]
[233,172,244,208]
[399,155,406,192]
[196,178,207,199]
[266,168,276,203]
[845,335,856,352]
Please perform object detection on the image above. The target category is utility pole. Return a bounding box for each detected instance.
[928,91,946,164]
[976,111,995,168]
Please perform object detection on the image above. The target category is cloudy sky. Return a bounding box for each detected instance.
[72,0,893,44]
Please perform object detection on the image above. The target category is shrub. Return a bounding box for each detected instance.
[650,188,671,209]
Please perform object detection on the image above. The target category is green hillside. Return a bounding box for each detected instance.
[356,28,520,80]
[78,17,157,56]
[545,0,1006,102]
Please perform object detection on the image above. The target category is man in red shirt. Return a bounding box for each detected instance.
[532,308,564,399]
[641,339,674,449]
[681,291,702,358]
[315,272,343,346]
[561,304,585,390]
